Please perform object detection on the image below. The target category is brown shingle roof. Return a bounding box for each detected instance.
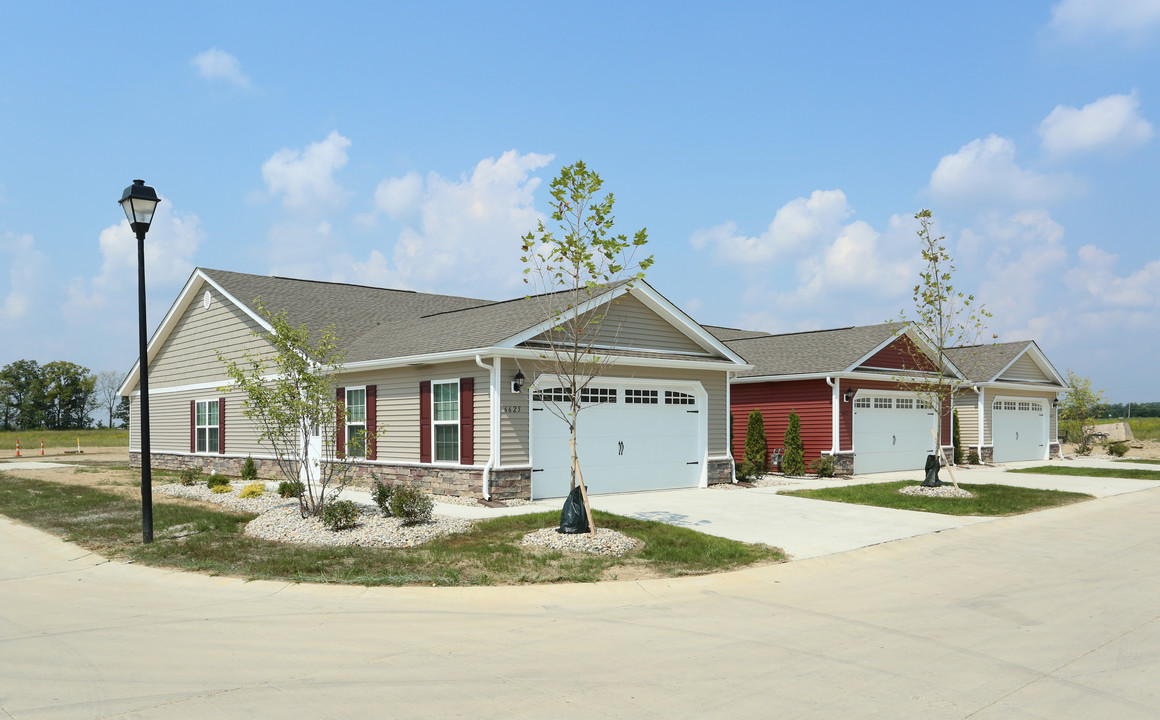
[712,323,902,378]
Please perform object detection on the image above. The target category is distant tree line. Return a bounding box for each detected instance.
[0,360,128,431]
[1105,402,1160,419]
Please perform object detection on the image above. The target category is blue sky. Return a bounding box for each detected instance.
[1,1,1158,402]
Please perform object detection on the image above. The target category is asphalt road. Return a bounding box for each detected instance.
[3,482,1159,718]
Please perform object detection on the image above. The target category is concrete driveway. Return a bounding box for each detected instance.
[4,485,1160,718]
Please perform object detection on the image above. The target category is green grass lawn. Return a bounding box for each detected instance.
[1009,466,1160,481]
[1126,417,1160,441]
[0,428,128,450]
[782,481,1091,516]
[0,473,783,586]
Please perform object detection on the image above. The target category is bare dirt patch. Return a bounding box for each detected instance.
[1062,439,1160,460]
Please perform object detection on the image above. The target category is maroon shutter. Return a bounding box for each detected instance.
[218,397,226,454]
[336,387,346,459]
[419,381,432,463]
[190,400,196,453]
[366,384,377,460]
[459,377,474,465]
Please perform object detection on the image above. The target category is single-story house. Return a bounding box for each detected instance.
[709,322,960,475]
[945,341,1065,463]
[119,268,749,500]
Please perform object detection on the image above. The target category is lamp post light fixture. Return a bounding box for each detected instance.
[120,179,160,544]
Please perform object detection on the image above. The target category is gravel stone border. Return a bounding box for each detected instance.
[519,527,640,557]
[898,484,975,499]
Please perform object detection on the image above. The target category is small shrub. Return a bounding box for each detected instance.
[206,473,231,489]
[371,480,395,516]
[1075,443,1092,456]
[810,454,835,478]
[1106,441,1128,457]
[782,411,805,476]
[239,482,266,498]
[952,410,964,465]
[743,410,768,475]
[321,500,360,531]
[967,449,980,465]
[278,480,304,498]
[390,485,434,525]
[178,466,203,486]
[211,484,233,494]
[734,460,759,482]
[240,456,258,482]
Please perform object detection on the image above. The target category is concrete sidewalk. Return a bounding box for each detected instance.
[3,486,1160,718]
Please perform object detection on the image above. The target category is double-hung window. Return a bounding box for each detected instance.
[432,380,459,463]
[195,400,219,453]
[346,387,366,458]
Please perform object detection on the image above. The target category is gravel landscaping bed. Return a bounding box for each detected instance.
[898,484,975,499]
[519,527,640,557]
[158,483,473,548]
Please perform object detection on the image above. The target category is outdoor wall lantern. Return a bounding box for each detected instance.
[120,179,160,544]
[512,370,526,394]
[843,389,854,402]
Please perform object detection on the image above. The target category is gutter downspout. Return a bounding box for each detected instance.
[474,354,498,501]
[825,376,838,455]
[727,371,737,483]
[972,385,984,454]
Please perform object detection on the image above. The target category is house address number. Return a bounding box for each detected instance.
[502,405,523,414]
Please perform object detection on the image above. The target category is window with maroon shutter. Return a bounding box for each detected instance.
[419,381,432,462]
[218,396,226,454]
[366,384,377,460]
[194,400,220,453]
[335,386,346,459]
[190,400,196,453]
[459,377,474,465]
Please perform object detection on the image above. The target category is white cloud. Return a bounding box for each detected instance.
[1065,244,1160,307]
[191,48,251,88]
[0,232,48,321]
[273,150,553,299]
[690,189,851,265]
[262,131,352,212]
[1039,92,1154,158]
[1048,0,1160,44]
[929,134,1080,207]
[63,200,204,322]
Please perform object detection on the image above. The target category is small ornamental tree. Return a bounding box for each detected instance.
[782,411,805,476]
[520,161,653,533]
[952,409,964,465]
[219,301,362,518]
[1059,370,1107,444]
[744,409,768,476]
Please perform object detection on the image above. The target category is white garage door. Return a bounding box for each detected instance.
[853,394,937,474]
[531,382,704,499]
[992,399,1046,463]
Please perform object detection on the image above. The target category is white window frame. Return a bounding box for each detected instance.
[195,398,220,454]
[432,379,460,464]
[345,386,366,459]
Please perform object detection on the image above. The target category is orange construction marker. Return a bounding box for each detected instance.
[15,439,20,457]
[40,439,45,455]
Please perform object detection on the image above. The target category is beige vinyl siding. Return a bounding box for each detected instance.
[500,366,731,465]
[982,388,1060,446]
[146,284,272,390]
[499,369,529,465]
[998,354,1051,383]
[338,361,490,464]
[954,391,980,446]
[129,389,268,457]
[528,293,706,355]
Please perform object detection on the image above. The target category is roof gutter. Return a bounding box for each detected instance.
[474,354,498,501]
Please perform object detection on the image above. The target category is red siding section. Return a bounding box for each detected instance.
[862,335,938,373]
[730,379,833,464]
[459,377,474,465]
[218,396,226,454]
[837,379,953,451]
[419,381,432,463]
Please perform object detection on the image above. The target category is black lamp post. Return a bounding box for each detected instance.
[120,179,160,544]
